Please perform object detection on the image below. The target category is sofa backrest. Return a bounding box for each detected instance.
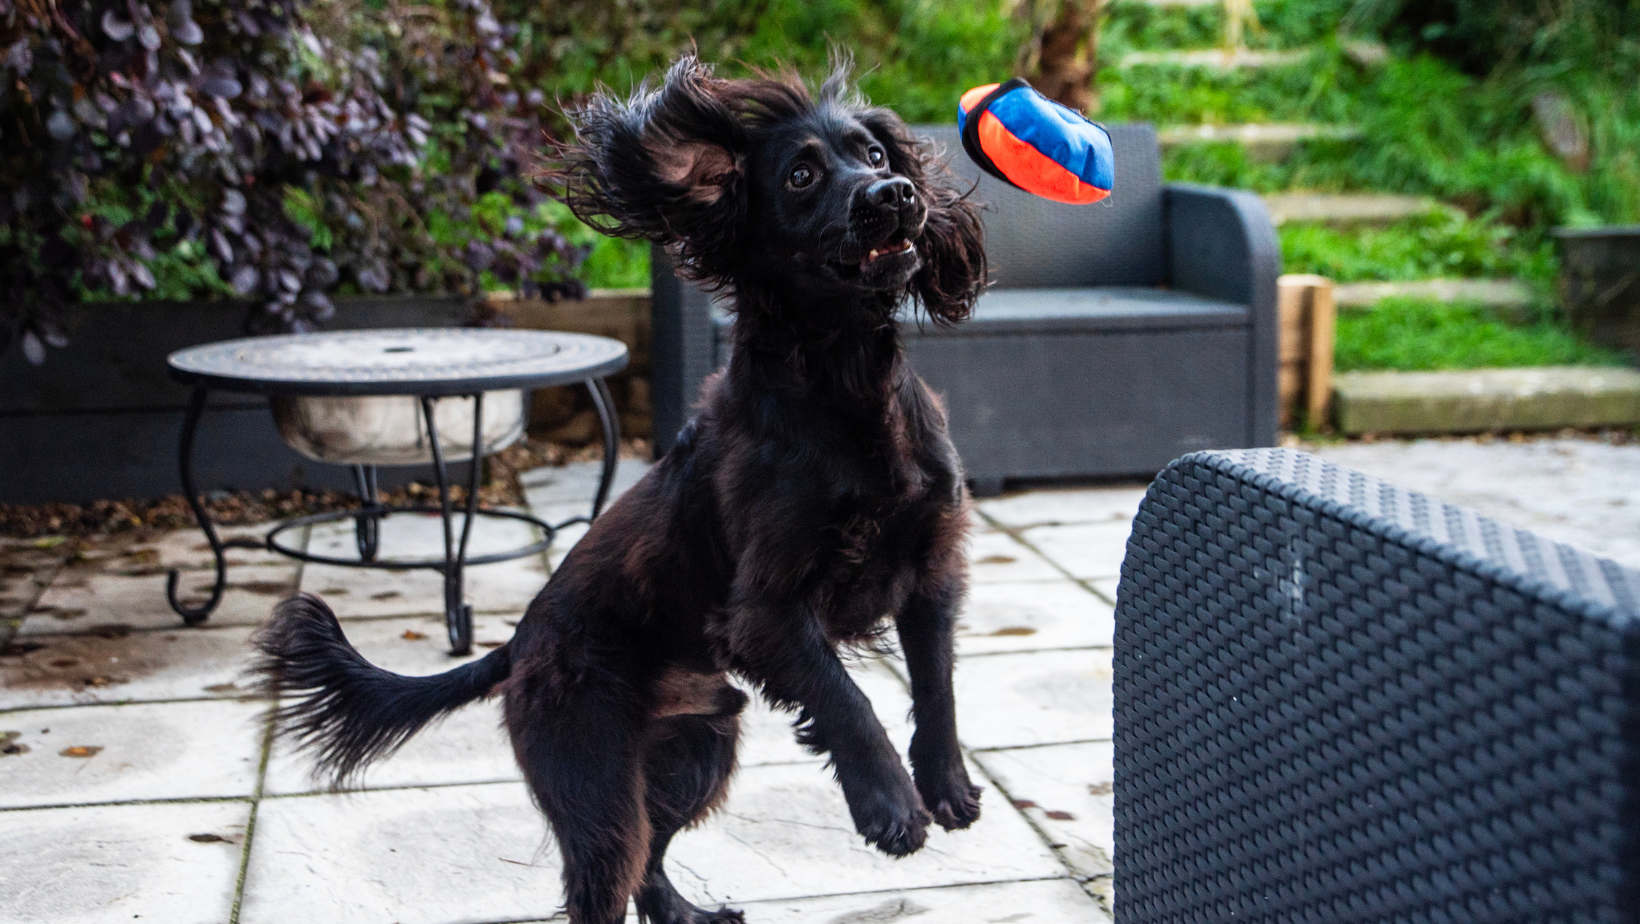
[913,123,1164,290]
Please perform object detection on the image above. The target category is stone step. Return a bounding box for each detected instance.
[1118,42,1388,69]
[1333,279,1534,311]
[1333,366,1640,435]
[1263,192,1437,226]
[1157,123,1362,161]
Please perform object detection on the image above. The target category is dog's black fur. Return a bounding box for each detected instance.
[251,56,988,924]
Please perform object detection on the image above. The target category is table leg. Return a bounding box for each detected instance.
[352,464,381,562]
[167,383,227,625]
[420,395,476,656]
[586,378,621,519]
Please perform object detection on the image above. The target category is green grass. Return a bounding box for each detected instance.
[1279,209,1556,286]
[1335,297,1625,371]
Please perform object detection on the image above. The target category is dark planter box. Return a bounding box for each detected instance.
[1553,225,1640,356]
[0,296,470,504]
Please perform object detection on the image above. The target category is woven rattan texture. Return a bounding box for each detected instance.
[1113,449,1640,924]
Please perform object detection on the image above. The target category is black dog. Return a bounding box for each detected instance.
[251,56,988,924]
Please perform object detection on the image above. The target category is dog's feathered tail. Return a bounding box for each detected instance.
[249,593,513,788]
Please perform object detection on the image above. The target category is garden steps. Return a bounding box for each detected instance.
[1333,279,1534,311]
[1262,192,1438,227]
[1333,366,1640,435]
[1157,122,1362,161]
[1118,41,1385,69]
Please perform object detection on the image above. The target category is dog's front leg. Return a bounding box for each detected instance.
[896,576,983,831]
[729,597,931,857]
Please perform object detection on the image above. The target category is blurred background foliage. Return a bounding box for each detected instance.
[6,0,1638,362]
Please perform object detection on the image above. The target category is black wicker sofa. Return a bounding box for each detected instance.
[650,123,1282,494]
[1114,448,1640,923]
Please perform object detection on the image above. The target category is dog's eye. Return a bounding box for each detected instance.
[789,164,815,189]
[867,147,885,166]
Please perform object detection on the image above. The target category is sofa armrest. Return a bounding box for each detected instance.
[649,245,721,457]
[1164,183,1282,447]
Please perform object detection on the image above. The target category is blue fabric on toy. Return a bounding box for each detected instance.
[958,78,1114,205]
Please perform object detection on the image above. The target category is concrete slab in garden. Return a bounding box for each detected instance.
[1089,577,1122,607]
[976,484,1148,530]
[0,624,259,709]
[124,522,299,570]
[0,539,63,620]
[966,531,1064,584]
[948,650,1113,750]
[956,580,1114,654]
[1333,366,1640,436]
[521,460,650,524]
[300,550,547,617]
[975,741,1116,880]
[730,877,1110,923]
[662,759,1065,905]
[21,562,297,634]
[546,520,590,573]
[0,799,250,924]
[1017,521,1134,580]
[240,782,564,924]
[0,698,265,809]
[1312,436,1640,570]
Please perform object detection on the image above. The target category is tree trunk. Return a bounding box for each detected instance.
[1024,0,1101,114]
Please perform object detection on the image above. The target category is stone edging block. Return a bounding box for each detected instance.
[1334,366,1640,435]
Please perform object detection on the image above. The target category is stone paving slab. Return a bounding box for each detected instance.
[1333,278,1533,310]
[957,580,1114,654]
[1312,437,1640,570]
[1334,366,1640,435]
[966,531,1064,584]
[1017,521,1133,581]
[662,759,1067,906]
[21,562,297,635]
[126,523,298,570]
[0,625,259,709]
[241,782,563,924]
[726,878,1109,924]
[0,799,250,924]
[0,698,265,809]
[976,484,1148,530]
[975,742,1116,880]
[738,658,915,768]
[948,650,1113,750]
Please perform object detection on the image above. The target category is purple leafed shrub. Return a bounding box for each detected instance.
[0,0,584,364]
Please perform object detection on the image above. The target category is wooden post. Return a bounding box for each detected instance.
[1277,274,1337,431]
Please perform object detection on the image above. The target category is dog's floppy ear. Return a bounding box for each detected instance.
[544,56,746,282]
[859,109,987,324]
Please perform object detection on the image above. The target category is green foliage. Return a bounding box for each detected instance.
[1334,297,1624,371]
[1280,210,1556,287]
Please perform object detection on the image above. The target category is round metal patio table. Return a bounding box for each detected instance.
[165,328,629,654]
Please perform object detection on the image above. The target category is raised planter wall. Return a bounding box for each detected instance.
[0,292,651,505]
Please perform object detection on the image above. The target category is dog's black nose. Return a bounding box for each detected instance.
[866,178,917,210]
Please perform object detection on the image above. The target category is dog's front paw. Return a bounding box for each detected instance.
[847,782,931,857]
[918,767,983,831]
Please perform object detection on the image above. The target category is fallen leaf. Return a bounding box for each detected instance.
[204,682,239,694]
[990,626,1037,636]
[88,624,133,639]
[1045,809,1077,821]
[370,591,402,601]
[233,581,290,595]
[401,630,428,641]
[1011,799,1037,810]
[59,745,102,758]
[976,555,1016,565]
[1,731,27,756]
[1088,782,1113,796]
[49,658,81,669]
[48,608,88,620]
[477,641,504,648]
[31,536,67,549]
[188,833,229,843]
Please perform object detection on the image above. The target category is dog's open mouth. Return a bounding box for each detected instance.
[861,238,915,268]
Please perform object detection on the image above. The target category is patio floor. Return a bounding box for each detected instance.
[2,436,1636,924]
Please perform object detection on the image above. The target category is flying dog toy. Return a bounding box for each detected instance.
[957,77,1114,205]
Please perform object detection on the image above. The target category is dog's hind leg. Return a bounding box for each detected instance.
[635,699,746,923]
[510,677,652,924]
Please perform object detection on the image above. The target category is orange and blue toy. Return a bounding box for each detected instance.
[957,78,1113,205]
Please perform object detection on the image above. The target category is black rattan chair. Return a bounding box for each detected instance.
[1114,448,1640,924]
